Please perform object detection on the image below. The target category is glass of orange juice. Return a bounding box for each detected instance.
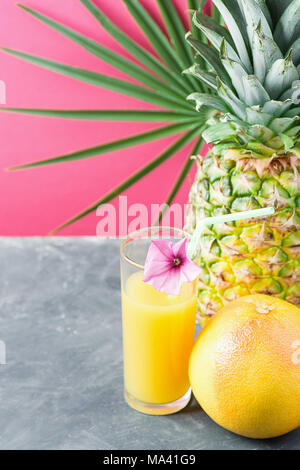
[120,227,198,415]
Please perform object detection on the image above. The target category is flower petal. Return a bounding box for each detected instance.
[143,240,172,282]
[143,260,170,281]
[151,239,174,259]
[146,267,182,296]
[172,237,188,259]
[181,258,202,282]
[143,237,201,295]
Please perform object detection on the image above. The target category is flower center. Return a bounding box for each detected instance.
[173,257,181,267]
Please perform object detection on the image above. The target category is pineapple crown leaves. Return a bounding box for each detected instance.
[185,0,300,159]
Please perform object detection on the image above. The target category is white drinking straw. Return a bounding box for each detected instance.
[187,206,275,260]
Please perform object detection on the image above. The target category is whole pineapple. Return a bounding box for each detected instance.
[185,0,300,324]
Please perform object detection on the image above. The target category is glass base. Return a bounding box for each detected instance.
[124,387,191,416]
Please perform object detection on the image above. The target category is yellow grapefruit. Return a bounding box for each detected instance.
[189,295,300,439]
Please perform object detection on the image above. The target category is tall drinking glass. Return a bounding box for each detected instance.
[120,227,198,415]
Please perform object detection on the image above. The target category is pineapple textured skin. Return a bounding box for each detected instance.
[185,0,300,323]
[185,152,300,324]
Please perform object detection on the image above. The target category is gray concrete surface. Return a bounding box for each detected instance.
[0,237,299,450]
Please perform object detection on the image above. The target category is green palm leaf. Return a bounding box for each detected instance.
[8,120,200,170]
[156,0,194,66]
[17,3,186,103]
[1,108,196,121]
[123,0,185,72]
[50,126,202,234]
[79,0,191,94]
[1,47,193,112]
[123,0,198,91]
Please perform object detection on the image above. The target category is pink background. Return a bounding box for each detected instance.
[0,0,206,236]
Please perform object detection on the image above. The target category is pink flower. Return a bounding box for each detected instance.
[143,238,201,295]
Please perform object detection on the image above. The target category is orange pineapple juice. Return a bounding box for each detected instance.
[121,271,197,404]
